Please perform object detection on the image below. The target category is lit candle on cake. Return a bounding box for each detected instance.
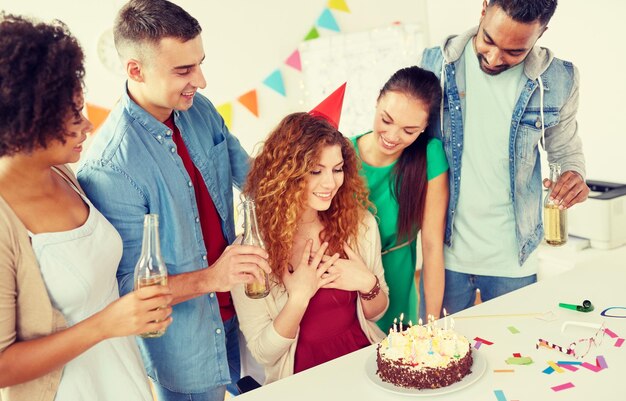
[393,317,398,333]
[388,328,393,348]
[408,320,413,328]
[399,313,404,331]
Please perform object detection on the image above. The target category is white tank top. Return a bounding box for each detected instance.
[29,168,152,401]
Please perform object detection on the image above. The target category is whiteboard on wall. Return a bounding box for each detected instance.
[299,23,426,137]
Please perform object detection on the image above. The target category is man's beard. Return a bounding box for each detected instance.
[476,53,509,75]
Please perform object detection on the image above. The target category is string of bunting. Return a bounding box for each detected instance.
[87,0,351,131]
[217,0,351,129]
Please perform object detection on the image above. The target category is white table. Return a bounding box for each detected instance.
[237,262,626,401]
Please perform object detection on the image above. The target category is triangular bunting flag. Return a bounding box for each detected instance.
[316,8,340,32]
[285,49,302,71]
[304,27,320,41]
[237,90,259,117]
[216,102,233,130]
[262,69,286,96]
[86,103,111,133]
[328,0,350,13]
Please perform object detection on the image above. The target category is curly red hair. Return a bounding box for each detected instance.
[244,112,371,284]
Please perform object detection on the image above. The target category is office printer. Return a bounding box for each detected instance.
[569,180,626,249]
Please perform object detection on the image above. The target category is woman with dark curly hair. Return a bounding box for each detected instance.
[232,110,389,384]
[0,14,172,401]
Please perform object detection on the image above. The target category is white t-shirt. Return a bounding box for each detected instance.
[444,39,538,277]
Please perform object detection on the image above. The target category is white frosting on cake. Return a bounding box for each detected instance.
[379,324,471,370]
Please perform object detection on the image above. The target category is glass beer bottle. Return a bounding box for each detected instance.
[544,163,568,246]
[240,198,270,299]
[134,214,169,337]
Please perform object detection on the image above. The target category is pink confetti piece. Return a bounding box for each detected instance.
[474,341,482,349]
[474,337,494,345]
[603,328,618,338]
[551,382,575,392]
[558,363,579,372]
[581,362,602,372]
[596,356,608,369]
[615,338,624,347]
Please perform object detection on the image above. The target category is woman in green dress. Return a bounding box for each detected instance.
[351,66,449,330]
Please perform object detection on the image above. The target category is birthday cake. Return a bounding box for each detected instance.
[376,322,473,389]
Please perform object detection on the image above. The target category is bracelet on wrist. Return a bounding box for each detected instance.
[359,275,380,301]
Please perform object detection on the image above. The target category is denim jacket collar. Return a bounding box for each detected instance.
[121,82,176,141]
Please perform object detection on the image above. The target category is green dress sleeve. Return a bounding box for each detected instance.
[426,138,449,181]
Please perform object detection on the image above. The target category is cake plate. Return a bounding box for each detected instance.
[365,351,487,396]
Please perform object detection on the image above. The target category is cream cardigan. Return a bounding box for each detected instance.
[0,166,76,401]
[232,211,389,384]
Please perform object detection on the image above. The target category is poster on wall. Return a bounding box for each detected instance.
[299,23,426,137]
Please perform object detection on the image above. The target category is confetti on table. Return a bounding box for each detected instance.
[603,328,618,338]
[556,361,582,365]
[551,382,575,392]
[474,341,482,349]
[474,337,494,345]
[543,366,555,374]
[505,356,533,365]
[494,369,515,373]
[615,338,624,348]
[581,362,602,372]
[557,364,578,372]
[494,389,507,401]
[506,326,520,334]
[547,361,564,373]
[596,356,608,369]
[513,353,521,357]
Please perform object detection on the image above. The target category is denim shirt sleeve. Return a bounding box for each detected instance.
[544,64,586,179]
[77,162,147,296]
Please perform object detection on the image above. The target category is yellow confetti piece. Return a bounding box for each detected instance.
[547,361,564,373]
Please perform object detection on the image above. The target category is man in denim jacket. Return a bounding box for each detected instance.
[78,1,270,400]
[419,0,589,315]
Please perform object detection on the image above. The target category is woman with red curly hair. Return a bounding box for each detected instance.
[232,112,389,384]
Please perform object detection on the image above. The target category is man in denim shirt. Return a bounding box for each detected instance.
[78,1,270,400]
[419,0,589,316]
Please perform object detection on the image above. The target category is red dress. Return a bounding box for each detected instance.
[293,288,371,373]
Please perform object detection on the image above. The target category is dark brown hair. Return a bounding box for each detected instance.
[378,66,441,241]
[0,13,85,157]
[489,0,557,26]
[114,0,202,50]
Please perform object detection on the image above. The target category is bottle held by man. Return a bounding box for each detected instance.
[544,163,568,246]
[241,198,270,298]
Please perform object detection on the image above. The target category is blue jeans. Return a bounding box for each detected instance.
[152,383,226,401]
[152,316,241,400]
[224,315,242,396]
[419,269,537,318]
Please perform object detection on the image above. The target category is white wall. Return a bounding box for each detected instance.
[3,0,624,184]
